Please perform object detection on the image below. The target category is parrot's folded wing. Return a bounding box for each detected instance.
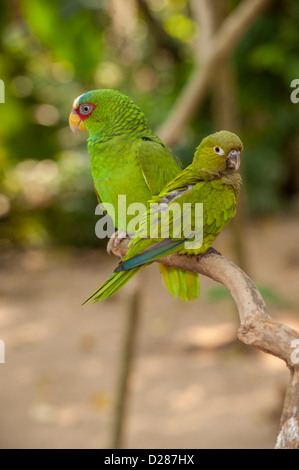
[136,135,180,196]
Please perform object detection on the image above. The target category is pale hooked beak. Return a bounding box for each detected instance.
[226,149,241,171]
[69,109,87,135]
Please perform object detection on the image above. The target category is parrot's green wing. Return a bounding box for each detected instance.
[93,181,102,204]
[136,134,181,196]
[127,166,206,244]
[118,177,238,269]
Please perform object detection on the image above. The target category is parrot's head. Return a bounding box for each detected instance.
[194,130,243,173]
[69,89,148,139]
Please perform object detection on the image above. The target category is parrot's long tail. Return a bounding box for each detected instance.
[82,267,141,304]
[159,264,200,302]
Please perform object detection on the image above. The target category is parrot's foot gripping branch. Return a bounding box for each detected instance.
[107,230,129,256]
[196,247,221,262]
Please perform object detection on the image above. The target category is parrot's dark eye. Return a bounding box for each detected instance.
[79,103,93,115]
[213,145,225,156]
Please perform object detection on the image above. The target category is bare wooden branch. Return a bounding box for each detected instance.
[157,0,272,147]
[110,237,299,449]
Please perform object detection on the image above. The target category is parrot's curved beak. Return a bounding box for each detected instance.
[226,149,241,171]
[69,109,87,135]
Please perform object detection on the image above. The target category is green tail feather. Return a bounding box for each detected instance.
[183,269,200,300]
[84,263,199,305]
[159,264,180,298]
[159,264,200,302]
[83,267,141,304]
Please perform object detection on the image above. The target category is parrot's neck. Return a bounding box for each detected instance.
[192,165,242,193]
[88,115,149,143]
[88,128,145,144]
[220,171,242,193]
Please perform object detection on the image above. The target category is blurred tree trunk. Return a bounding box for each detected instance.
[110,278,142,449]
[211,0,249,273]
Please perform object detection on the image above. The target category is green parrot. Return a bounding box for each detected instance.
[69,89,199,301]
[83,130,243,304]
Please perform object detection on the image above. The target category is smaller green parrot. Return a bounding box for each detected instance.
[84,130,243,304]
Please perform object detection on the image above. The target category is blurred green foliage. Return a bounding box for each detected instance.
[0,0,299,248]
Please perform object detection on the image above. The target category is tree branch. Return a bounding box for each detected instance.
[157,0,272,147]
[110,237,299,449]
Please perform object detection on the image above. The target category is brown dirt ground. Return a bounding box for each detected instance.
[0,215,298,449]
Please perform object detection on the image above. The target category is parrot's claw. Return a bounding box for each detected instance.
[107,230,128,255]
[196,247,221,262]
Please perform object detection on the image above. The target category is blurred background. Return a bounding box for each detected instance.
[0,0,299,449]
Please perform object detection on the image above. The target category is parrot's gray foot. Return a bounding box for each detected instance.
[206,247,221,256]
[107,230,128,255]
[196,247,221,262]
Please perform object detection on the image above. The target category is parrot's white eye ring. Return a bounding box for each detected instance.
[213,146,225,156]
